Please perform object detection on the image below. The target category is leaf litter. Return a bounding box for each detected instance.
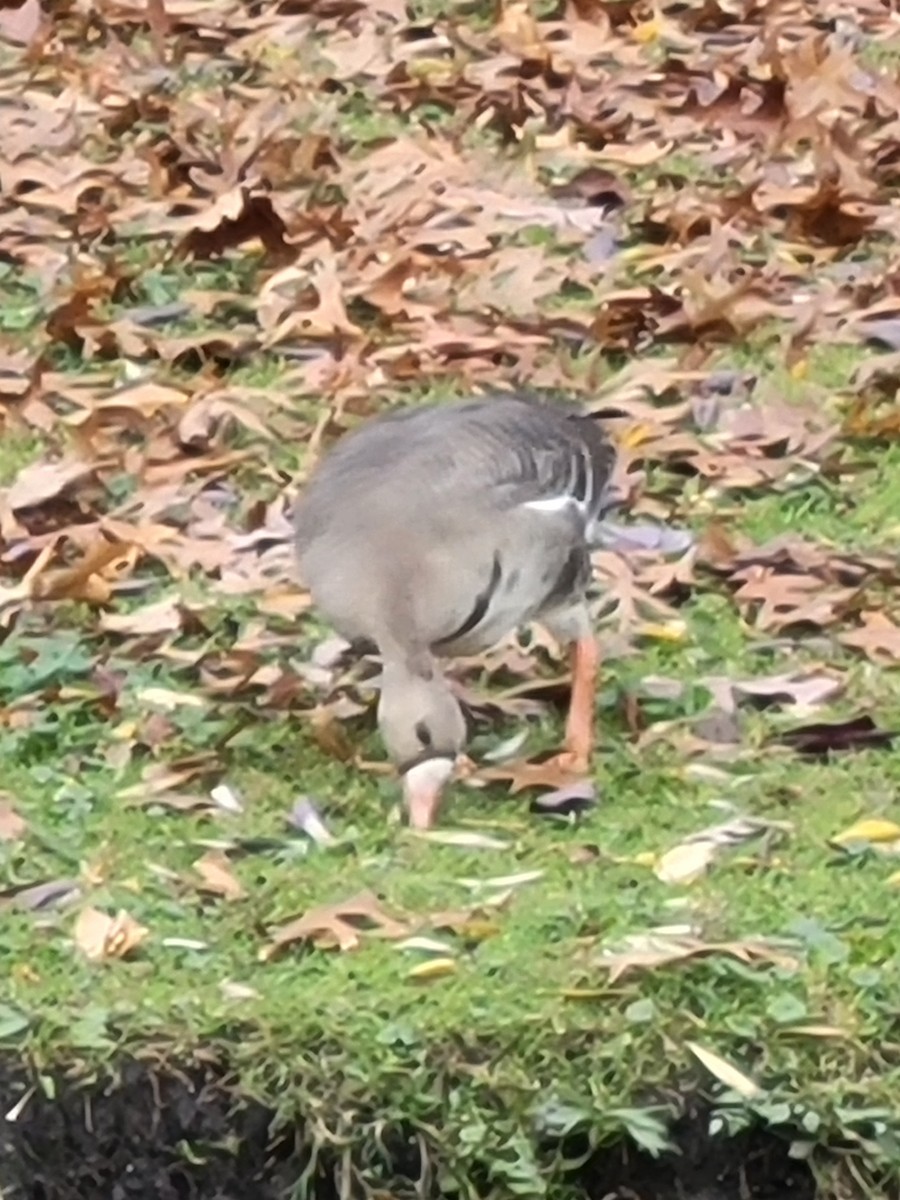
[1,0,900,1161]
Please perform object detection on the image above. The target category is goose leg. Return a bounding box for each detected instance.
[559,634,599,771]
[539,605,599,775]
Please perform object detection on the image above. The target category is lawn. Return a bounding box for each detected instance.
[2,0,900,1198]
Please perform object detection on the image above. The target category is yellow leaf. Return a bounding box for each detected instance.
[620,421,658,448]
[637,620,688,643]
[631,16,660,43]
[629,851,658,868]
[779,1025,849,1039]
[832,818,900,846]
[407,957,458,982]
[655,841,715,885]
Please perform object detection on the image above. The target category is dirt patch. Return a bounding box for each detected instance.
[581,1113,816,1199]
[0,1057,820,1200]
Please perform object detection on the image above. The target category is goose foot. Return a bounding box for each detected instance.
[541,749,590,777]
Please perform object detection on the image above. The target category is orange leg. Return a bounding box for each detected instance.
[546,635,599,775]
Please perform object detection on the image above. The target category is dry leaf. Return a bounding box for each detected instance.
[407,957,458,981]
[193,852,246,901]
[73,907,149,962]
[0,0,45,46]
[100,596,185,636]
[655,840,716,885]
[406,830,511,850]
[655,816,790,884]
[0,798,27,842]
[596,934,799,983]
[831,818,900,851]
[6,459,94,512]
[260,891,409,960]
[840,612,900,663]
[686,1041,763,1099]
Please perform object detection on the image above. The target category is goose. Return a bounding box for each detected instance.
[293,394,618,829]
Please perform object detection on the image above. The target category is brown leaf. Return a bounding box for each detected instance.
[311,718,358,767]
[73,907,149,962]
[0,0,45,46]
[145,0,172,58]
[5,459,95,513]
[840,612,900,664]
[0,796,27,841]
[260,890,409,960]
[177,189,291,261]
[703,669,846,714]
[769,715,898,758]
[99,595,186,637]
[474,755,588,796]
[595,935,799,984]
[30,537,138,604]
[193,852,246,901]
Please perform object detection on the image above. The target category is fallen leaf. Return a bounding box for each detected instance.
[406,830,511,850]
[193,852,246,901]
[655,816,791,885]
[453,872,544,900]
[5,459,94,512]
[654,840,717,886]
[596,934,799,984]
[770,715,898,757]
[474,756,590,795]
[840,612,900,664]
[831,818,900,850]
[686,1042,763,1100]
[0,797,27,841]
[397,936,455,954]
[162,937,209,952]
[407,958,458,981]
[210,784,244,814]
[100,596,186,637]
[288,797,337,846]
[260,891,409,960]
[73,907,149,962]
[0,0,45,47]
[0,878,81,913]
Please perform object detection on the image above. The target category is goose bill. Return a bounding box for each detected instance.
[402,757,456,829]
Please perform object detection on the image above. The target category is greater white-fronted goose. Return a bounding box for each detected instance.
[293,394,618,829]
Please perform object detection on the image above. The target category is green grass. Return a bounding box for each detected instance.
[0,427,40,484]
[4,390,900,1192]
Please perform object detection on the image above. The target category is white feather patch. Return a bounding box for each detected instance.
[522,495,580,515]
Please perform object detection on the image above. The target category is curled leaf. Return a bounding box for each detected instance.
[73,907,149,962]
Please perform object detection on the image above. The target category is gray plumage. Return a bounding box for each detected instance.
[293,393,617,826]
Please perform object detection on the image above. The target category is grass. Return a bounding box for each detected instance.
[4,354,900,1193]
